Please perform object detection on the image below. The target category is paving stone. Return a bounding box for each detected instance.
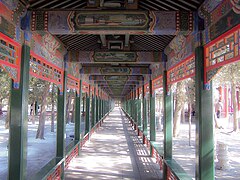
[65,108,163,180]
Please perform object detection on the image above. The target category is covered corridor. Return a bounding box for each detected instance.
[0,0,240,180]
[65,108,162,180]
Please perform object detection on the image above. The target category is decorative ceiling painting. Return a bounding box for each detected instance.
[0,0,206,98]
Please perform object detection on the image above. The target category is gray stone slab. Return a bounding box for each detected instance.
[65,107,163,180]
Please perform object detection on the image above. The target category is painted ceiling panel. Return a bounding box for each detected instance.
[22,0,204,98]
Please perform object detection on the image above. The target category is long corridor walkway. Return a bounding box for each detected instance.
[65,107,162,180]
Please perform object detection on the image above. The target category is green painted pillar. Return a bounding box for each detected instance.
[99,97,102,119]
[75,80,82,142]
[104,100,106,116]
[124,100,127,111]
[125,100,127,112]
[108,100,110,112]
[132,92,135,119]
[142,84,147,135]
[91,86,96,127]
[163,70,173,179]
[134,89,138,124]
[56,70,67,158]
[150,79,156,143]
[129,99,131,116]
[130,96,133,118]
[137,89,142,128]
[195,47,214,180]
[106,100,108,114]
[96,94,99,122]
[127,99,131,116]
[99,91,101,119]
[8,44,30,180]
[98,89,101,121]
[103,100,105,116]
[85,91,90,135]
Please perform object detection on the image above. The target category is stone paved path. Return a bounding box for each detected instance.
[65,108,162,180]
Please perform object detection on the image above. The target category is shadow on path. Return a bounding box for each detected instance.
[65,107,162,180]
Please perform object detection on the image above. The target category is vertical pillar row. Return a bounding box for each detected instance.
[163,70,173,179]
[56,70,67,158]
[143,84,147,136]
[85,86,90,135]
[74,80,82,143]
[9,44,30,180]
[91,86,96,127]
[137,88,142,128]
[134,89,138,124]
[96,91,99,123]
[150,78,156,143]
[195,46,214,180]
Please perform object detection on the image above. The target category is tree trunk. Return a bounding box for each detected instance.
[5,99,10,129]
[66,92,73,124]
[214,111,220,129]
[51,83,55,132]
[0,98,3,115]
[231,82,238,131]
[188,104,192,146]
[30,102,36,125]
[182,108,185,123]
[71,99,75,123]
[36,83,50,139]
[173,99,183,137]
[173,81,185,137]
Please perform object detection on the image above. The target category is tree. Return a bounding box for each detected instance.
[172,81,186,137]
[29,77,51,139]
[213,62,240,132]
[184,78,195,145]
[0,69,11,129]
[35,81,51,139]
[66,90,75,124]
[50,83,57,132]
[0,70,10,112]
[172,78,195,137]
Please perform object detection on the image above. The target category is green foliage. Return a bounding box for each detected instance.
[171,78,195,105]
[213,61,240,131]
[0,68,11,102]
[213,62,240,87]
[29,77,57,104]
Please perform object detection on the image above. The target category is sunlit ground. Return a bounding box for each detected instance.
[155,116,240,180]
[65,108,162,180]
[0,113,8,179]
[0,114,81,180]
[2,108,238,179]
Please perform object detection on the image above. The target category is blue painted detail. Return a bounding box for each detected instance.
[21,11,31,31]
[13,82,19,89]
[202,28,210,45]
[205,29,210,44]
[16,27,21,42]
[194,12,199,32]
[204,83,210,90]
[64,61,68,69]
[24,31,32,42]
[163,61,167,70]
[60,91,63,95]
[149,69,152,75]
[161,53,167,62]
[64,52,68,62]
[80,68,84,74]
